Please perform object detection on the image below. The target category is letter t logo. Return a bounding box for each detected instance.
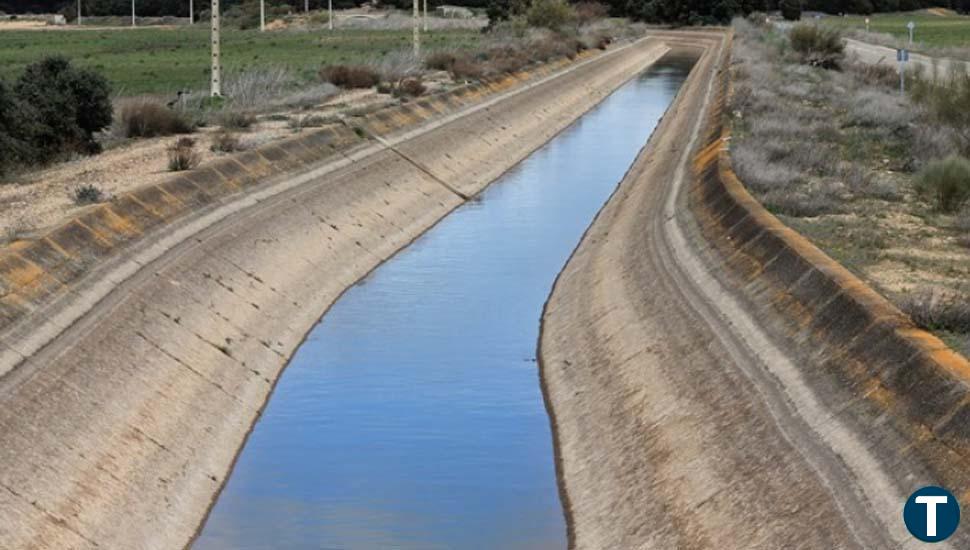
[915,496,949,537]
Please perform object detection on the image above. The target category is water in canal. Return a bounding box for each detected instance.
[195,56,693,550]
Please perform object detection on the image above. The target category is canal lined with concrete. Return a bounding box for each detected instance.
[194,56,693,550]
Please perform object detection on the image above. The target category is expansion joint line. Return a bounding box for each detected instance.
[343,120,470,201]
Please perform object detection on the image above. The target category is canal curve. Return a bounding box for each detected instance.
[194,56,693,550]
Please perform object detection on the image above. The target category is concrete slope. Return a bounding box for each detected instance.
[540,32,967,549]
[0,39,670,549]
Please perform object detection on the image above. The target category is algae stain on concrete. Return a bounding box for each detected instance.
[194,58,692,550]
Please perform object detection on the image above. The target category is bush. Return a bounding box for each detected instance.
[900,290,970,334]
[13,56,113,160]
[210,130,242,153]
[167,137,200,171]
[780,0,801,21]
[308,10,330,26]
[450,57,486,81]
[120,100,194,138]
[392,78,426,98]
[288,115,329,130]
[218,110,256,130]
[0,79,34,176]
[789,24,844,69]
[910,70,970,151]
[526,0,576,30]
[72,184,104,205]
[574,1,608,24]
[425,51,458,72]
[319,64,380,89]
[915,155,970,212]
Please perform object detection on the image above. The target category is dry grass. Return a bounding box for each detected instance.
[166,137,200,171]
[118,99,194,138]
[899,289,970,334]
[730,17,970,356]
[210,130,243,153]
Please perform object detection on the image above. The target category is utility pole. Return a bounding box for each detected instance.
[131,0,136,27]
[77,0,81,25]
[412,0,420,57]
[305,0,308,15]
[211,0,221,96]
[423,0,427,32]
[189,0,193,24]
[328,0,333,30]
[260,0,265,31]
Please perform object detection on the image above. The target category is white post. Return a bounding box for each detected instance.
[423,0,427,32]
[131,0,136,26]
[189,0,193,24]
[328,0,333,30]
[260,0,265,31]
[77,0,82,25]
[305,0,309,15]
[211,0,221,96]
[412,0,420,57]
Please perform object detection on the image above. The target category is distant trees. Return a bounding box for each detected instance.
[2,0,967,23]
[779,0,800,20]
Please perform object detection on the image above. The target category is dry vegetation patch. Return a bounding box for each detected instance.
[731,17,970,355]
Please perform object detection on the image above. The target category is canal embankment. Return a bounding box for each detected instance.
[540,28,970,550]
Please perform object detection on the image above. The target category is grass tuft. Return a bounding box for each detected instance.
[167,137,200,171]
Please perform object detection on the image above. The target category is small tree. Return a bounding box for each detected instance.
[780,0,801,21]
[14,56,112,160]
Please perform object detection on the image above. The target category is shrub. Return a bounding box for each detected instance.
[450,57,486,81]
[319,64,380,89]
[288,115,328,131]
[574,1,608,24]
[0,79,34,176]
[167,137,200,171]
[210,130,242,153]
[746,11,769,26]
[309,10,330,26]
[218,110,256,130]
[13,56,113,160]
[789,24,844,69]
[526,0,576,30]
[425,51,458,72]
[900,290,970,334]
[915,155,970,212]
[910,69,970,150]
[392,78,426,98]
[72,184,104,205]
[120,100,194,138]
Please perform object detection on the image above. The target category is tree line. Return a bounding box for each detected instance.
[1,0,968,24]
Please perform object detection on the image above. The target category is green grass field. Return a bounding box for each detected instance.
[0,26,482,96]
[823,11,970,47]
